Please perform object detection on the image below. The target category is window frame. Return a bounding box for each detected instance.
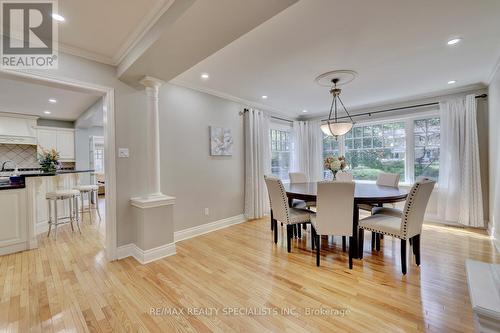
[322,109,439,184]
[269,121,293,181]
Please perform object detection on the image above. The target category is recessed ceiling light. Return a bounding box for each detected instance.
[448,80,457,85]
[52,13,65,22]
[447,38,461,45]
[261,95,268,99]
[200,73,209,80]
[302,110,308,113]
[44,110,51,114]
[48,98,57,103]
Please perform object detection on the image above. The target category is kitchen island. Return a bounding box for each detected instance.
[0,170,94,255]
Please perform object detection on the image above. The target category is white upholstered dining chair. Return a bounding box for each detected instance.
[358,172,401,248]
[311,181,355,269]
[288,172,316,211]
[358,178,435,274]
[264,176,311,252]
[289,172,308,183]
[336,172,353,182]
[359,172,400,211]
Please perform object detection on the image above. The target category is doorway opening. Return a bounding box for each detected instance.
[0,68,117,260]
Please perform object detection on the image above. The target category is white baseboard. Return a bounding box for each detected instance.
[425,214,490,229]
[424,214,461,226]
[174,214,247,243]
[0,242,28,256]
[116,214,245,265]
[36,221,49,235]
[116,242,176,264]
[487,224,500,253]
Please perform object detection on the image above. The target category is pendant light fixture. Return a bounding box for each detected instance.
[316,70,356,138]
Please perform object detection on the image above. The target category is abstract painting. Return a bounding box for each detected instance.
[210,126,233,156]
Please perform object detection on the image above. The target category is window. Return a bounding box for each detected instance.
[321,113,440,183]
[322,134,340,179]
[344,121,406,180]
[414,117,440,180]
[94,145,105,173]
[270,128,291,180]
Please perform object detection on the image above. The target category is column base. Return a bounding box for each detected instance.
[130,193,175,209]
[129,194,176,264]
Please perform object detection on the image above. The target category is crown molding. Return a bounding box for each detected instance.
[0,111,39,120]
[113,0,175,65]
[59,0,175,67]
[59,43,115,66]
[170,79,294,119]
[300,83,487,121]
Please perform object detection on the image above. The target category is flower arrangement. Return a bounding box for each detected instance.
[38,148,60,173]
[324,155,347,179]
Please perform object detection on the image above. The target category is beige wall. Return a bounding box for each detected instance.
[489,66,500,243]
[159,84,245,232]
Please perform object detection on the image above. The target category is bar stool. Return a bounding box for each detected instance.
[74,184,101,224]
[46,189,81,240]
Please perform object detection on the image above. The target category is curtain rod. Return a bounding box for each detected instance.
[241,108,294,123]
[241,93,488,124]
[321,93,488,122]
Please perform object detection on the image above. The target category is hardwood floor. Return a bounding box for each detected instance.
[0,213,498,332]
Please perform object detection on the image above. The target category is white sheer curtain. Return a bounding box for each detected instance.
[437,94,484,227]
[244,109,271,219]
[291,120,323,182]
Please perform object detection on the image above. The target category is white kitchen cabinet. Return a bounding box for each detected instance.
[37,128,58,151]
[57,131,75,160]
[36,127,75,161]
[0,113,37,145]
[0,189,28,255]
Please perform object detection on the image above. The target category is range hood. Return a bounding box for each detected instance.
[0,113,37,145]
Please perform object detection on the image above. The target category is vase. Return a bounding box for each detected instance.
[40,163,57,173]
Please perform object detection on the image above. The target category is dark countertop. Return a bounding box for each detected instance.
[0,170,94,191]
[0,183,25,191]
[19,169,95,178]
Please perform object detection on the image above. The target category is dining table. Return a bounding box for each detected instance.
[283,181,408,258]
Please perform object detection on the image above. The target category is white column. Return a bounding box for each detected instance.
[139,76,165,198]
[129,76,176,263]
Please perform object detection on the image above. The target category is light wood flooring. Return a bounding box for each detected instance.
[0,209,498,332]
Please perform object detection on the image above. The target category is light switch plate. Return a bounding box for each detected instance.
[118,148,129,158]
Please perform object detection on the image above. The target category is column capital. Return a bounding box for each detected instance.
[139,76,164,89]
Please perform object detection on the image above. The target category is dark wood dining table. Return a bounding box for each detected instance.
[283,182,408,258]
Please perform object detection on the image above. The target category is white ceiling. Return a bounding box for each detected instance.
[0,75,101,121]
[173,0,500,118]
[117,0,298,84]
[58,0,171,65]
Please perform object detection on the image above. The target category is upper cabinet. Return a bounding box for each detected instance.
[56,131,75,161]
[0,113,37,145]
[36,127,75,162]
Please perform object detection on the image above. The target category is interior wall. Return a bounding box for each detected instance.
[27,52,148,246]
[159,83,245,232]
[489,65,500,246]
[75,99,104,128]
[75,126,104,184]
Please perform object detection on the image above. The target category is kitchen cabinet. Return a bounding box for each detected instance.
[56,131,75,160]
[0,189,28,256]
[0,112,37,145]
[36,127,75,161]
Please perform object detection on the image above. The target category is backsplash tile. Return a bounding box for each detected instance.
[0,144,39,168]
